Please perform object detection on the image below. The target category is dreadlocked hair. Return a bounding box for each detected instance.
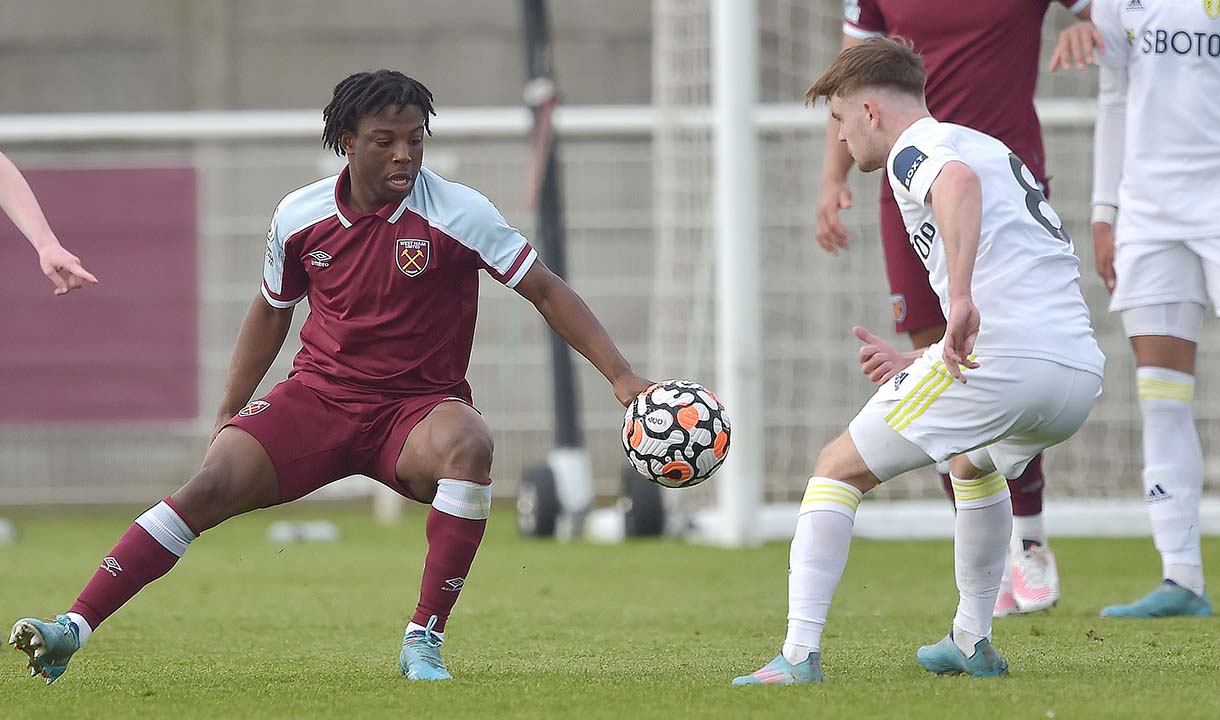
[322,70,436,156]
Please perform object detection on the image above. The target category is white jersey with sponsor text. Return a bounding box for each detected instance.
[1092,0,1220,243]
[886,117,1104,376]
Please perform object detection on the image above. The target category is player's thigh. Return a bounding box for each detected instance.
[219,379,362,506]
[171,426,279,532]
[879,199,944,336]
[813,429,886,492]
[1111,241,1206,315]
[984,367,1102,480]
[395,400,494,501]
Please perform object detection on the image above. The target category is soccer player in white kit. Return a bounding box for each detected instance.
[732,38,1105,684]
[1066,0,1220,618]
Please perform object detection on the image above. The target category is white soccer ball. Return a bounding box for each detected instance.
[622,379,731,488]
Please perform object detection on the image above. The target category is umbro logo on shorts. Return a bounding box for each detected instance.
[238,400,271,417]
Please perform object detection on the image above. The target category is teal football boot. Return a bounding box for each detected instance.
[732,651,824,686]
[917,633,1008,677]
[9,615,82,684]
[1100,580,1214,618]
[399,615,451,681]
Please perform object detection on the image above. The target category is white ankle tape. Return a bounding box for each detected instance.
[432,479,492,520]
[134,501,196,557]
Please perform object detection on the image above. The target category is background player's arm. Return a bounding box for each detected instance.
[513,260,651,406]
[816,33,864,255]
[0,150,97,295]
[1090,62,1127,294]
[929,161,982,382]
[1048,3,1105,72]
[212,295,295,438]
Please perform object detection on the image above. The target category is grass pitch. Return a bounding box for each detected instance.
[1,505,1217,719]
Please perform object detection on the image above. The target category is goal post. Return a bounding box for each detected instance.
[711,0,765,547]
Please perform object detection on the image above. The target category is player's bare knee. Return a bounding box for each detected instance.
[174,456,276,531]
[948,454,987,480]
[813,435,878,494]
[440,430,494,484]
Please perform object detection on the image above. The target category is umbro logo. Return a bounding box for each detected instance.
[442,577,465,592]
[1146,483,1172,503]
[101,556,123,577]
[306,250,332,268]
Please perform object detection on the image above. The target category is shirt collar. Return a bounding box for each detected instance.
[333,165,413,228]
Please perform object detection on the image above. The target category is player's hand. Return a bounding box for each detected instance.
[942,297,981,384]
[38,243,98,296]
[613,372,654,407]
[853,326,912,385]
[1049,20,1104,72]
[816,178,853,255]
[1092,222,1117,294]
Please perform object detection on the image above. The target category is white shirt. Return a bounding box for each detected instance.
[1092,0,1220,242]
[887,118,1105,376]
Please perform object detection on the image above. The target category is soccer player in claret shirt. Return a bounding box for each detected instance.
[820,0,1101,617]
[8,70,652,684]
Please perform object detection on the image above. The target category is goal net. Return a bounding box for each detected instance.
[651,0,1220,541]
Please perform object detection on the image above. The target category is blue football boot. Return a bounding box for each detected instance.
[732,651,824,685]
[399,615,451,681]
[917,633,1008,677]
[9,615,82,685]
[1100,580,1214,618]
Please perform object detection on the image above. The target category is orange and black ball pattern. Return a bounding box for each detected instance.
[622,379,731,489]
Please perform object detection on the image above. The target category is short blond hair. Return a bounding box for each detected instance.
[805,37,925,105]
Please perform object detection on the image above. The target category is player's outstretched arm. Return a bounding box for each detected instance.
[814,34,864,255]
[211,295,295,439]
[0,150,98,295]
[930,162,982,383]
[513,261,652,406]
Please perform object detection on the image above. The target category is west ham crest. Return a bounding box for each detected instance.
[396,239,430,277]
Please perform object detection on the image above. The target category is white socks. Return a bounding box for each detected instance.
[1011,513,1046,551]
[1138,367,1205,595]
[782,477,863,664]
[950,472,1012,656]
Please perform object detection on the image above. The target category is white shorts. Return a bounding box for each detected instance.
[848,345,1103,481]
[1110,239,1220,316]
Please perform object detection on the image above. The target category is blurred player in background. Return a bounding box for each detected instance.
[9,70,651,684]
[1,150,96,294]
[1055,0,1219,618]
[735,39,1103,685]
[819,0,1103,617]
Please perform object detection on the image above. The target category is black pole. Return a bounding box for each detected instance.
[522,0,582,449]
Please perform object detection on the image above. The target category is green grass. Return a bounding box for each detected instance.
[1,506,1217,719]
